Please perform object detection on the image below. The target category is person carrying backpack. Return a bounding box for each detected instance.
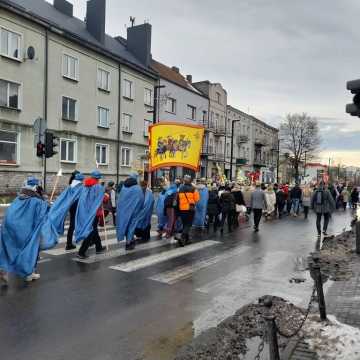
[311,181,336,237]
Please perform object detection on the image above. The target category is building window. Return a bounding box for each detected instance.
[60,138,76,163]
[122,113,132,133]
[0,79,20,109]
[62,96,77,121]
[95,143,109,165]
[97,68,110,92]
[121,147,131,167]
[166,97,176,114]
[144,119,151,137]
[144,88,153,106]
[0,130,18,164]
[216,92,221,104]
[98,106,110,128]
[62,54,79,81]
[0,28,21,60]
[123,79,133,100]
[187,105,196,120]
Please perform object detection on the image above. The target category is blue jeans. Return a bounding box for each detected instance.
[291,199,300,214]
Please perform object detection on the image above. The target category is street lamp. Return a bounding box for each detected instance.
[230,119,241,181]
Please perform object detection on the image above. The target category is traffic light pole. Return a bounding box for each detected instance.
[43,129,47,192]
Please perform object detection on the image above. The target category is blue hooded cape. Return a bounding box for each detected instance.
[156,190,168,230]
[75,184,104,242]
[136,189,155,230]
[116,179,144,242]
[0,194,49,277]
[40,184,83,247]
[193,186,209,227]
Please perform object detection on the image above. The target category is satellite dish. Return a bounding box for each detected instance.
[27,46,35,60]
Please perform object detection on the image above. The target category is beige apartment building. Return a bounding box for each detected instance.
[0,0,157,194]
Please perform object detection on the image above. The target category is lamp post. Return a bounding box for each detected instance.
[230,119,241,181]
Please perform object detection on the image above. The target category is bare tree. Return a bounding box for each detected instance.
[280,113,321,181]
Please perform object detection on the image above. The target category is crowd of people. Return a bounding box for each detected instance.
[0,170,358,286]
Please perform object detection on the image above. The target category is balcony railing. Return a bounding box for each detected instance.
[236,135,249,144]
[216,125,226,135]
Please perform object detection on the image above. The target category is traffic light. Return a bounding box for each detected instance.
[36,142,45,157]
[44,132,58,158]
[346,79,360,117]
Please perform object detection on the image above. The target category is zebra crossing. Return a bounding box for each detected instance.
[39,222,253,287]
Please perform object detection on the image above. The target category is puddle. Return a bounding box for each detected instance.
[140,322,194,360]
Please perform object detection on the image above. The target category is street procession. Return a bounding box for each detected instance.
[2,1,360,359]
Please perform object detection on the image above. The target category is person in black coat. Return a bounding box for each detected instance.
[219,186,236,234]
[351,187,359,209]
[274,184,286,219]
[207,185,221,232]
[231,184,246,227]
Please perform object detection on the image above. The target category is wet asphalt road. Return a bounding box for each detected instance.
[0,210,352,360]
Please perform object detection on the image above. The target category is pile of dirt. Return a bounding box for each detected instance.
[175,296,307,360]
[318,231,354,281]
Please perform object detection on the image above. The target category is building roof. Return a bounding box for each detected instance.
[1,0,157,77]
[151,60,205,97]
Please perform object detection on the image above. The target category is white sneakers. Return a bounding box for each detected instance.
[25,272,41,282]
[0,270,8,286]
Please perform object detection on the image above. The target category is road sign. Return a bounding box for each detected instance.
[33,117,47,147]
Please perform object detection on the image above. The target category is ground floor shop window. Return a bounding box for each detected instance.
[0,130,18,164]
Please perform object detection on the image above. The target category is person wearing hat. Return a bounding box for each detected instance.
[75,170,106,259]
[177,175,200,246]
[0,176,50,283]
[250,181,266,232]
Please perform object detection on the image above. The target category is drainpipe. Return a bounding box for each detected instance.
[116,63,121,185]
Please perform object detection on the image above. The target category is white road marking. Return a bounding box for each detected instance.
[149,246,251,284]
[73,238,178,264]
[109,240,219,273]
[58,229,116,244]
[37,258,52,264]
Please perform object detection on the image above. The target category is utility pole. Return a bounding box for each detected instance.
[276,139,280,184]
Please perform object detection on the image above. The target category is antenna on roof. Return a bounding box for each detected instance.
[130,16,135,27]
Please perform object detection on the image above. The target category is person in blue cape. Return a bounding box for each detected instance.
[41,171,84,251]
[75,170,106,259]
[193,178,209,229]
[0,177,50,283]
[134,181,155,243]
[116,172,144,250]
[156,182,168,238]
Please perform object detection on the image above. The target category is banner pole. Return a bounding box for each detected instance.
[102,206,109,251]
[49,175,59,202]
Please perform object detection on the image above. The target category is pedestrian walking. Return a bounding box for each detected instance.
[340,187,349,211]
[250,182,266,232]
[0,177,52,283]
[290,183,302,216]
[156,184,168,239]
[264,185,276,220]
[134,181,154,243]
[274,184,285,219]
[193,178,209,230]
[105,181,117,226]
[311,181,336,237]
[231,183,246,227]
[177,175,200,246]
[351,187,359,209]
[207,184,221,232]
[219,186,236,234]
[164,183,178,238]
[65,171,84,250]
[75,171,107,259]
[116,173,145,250]
[302,184,312,219]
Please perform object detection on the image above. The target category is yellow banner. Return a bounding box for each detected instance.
[149,122,205,171]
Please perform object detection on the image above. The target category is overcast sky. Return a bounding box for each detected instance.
[50,0,360,166]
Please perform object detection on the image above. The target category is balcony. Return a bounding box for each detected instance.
[255,137,267,147]
[215,152,225,161]
[207,146,215,155]
[236,135,249,144]
[215,125,226,135]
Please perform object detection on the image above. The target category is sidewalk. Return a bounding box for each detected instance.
[288,232,360,359]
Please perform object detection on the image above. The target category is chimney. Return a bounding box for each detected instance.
[186,74,192,83]
[86,0,106,44]
[54,0,73,17]
[172,66,180,73]
[127,23,152,67]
